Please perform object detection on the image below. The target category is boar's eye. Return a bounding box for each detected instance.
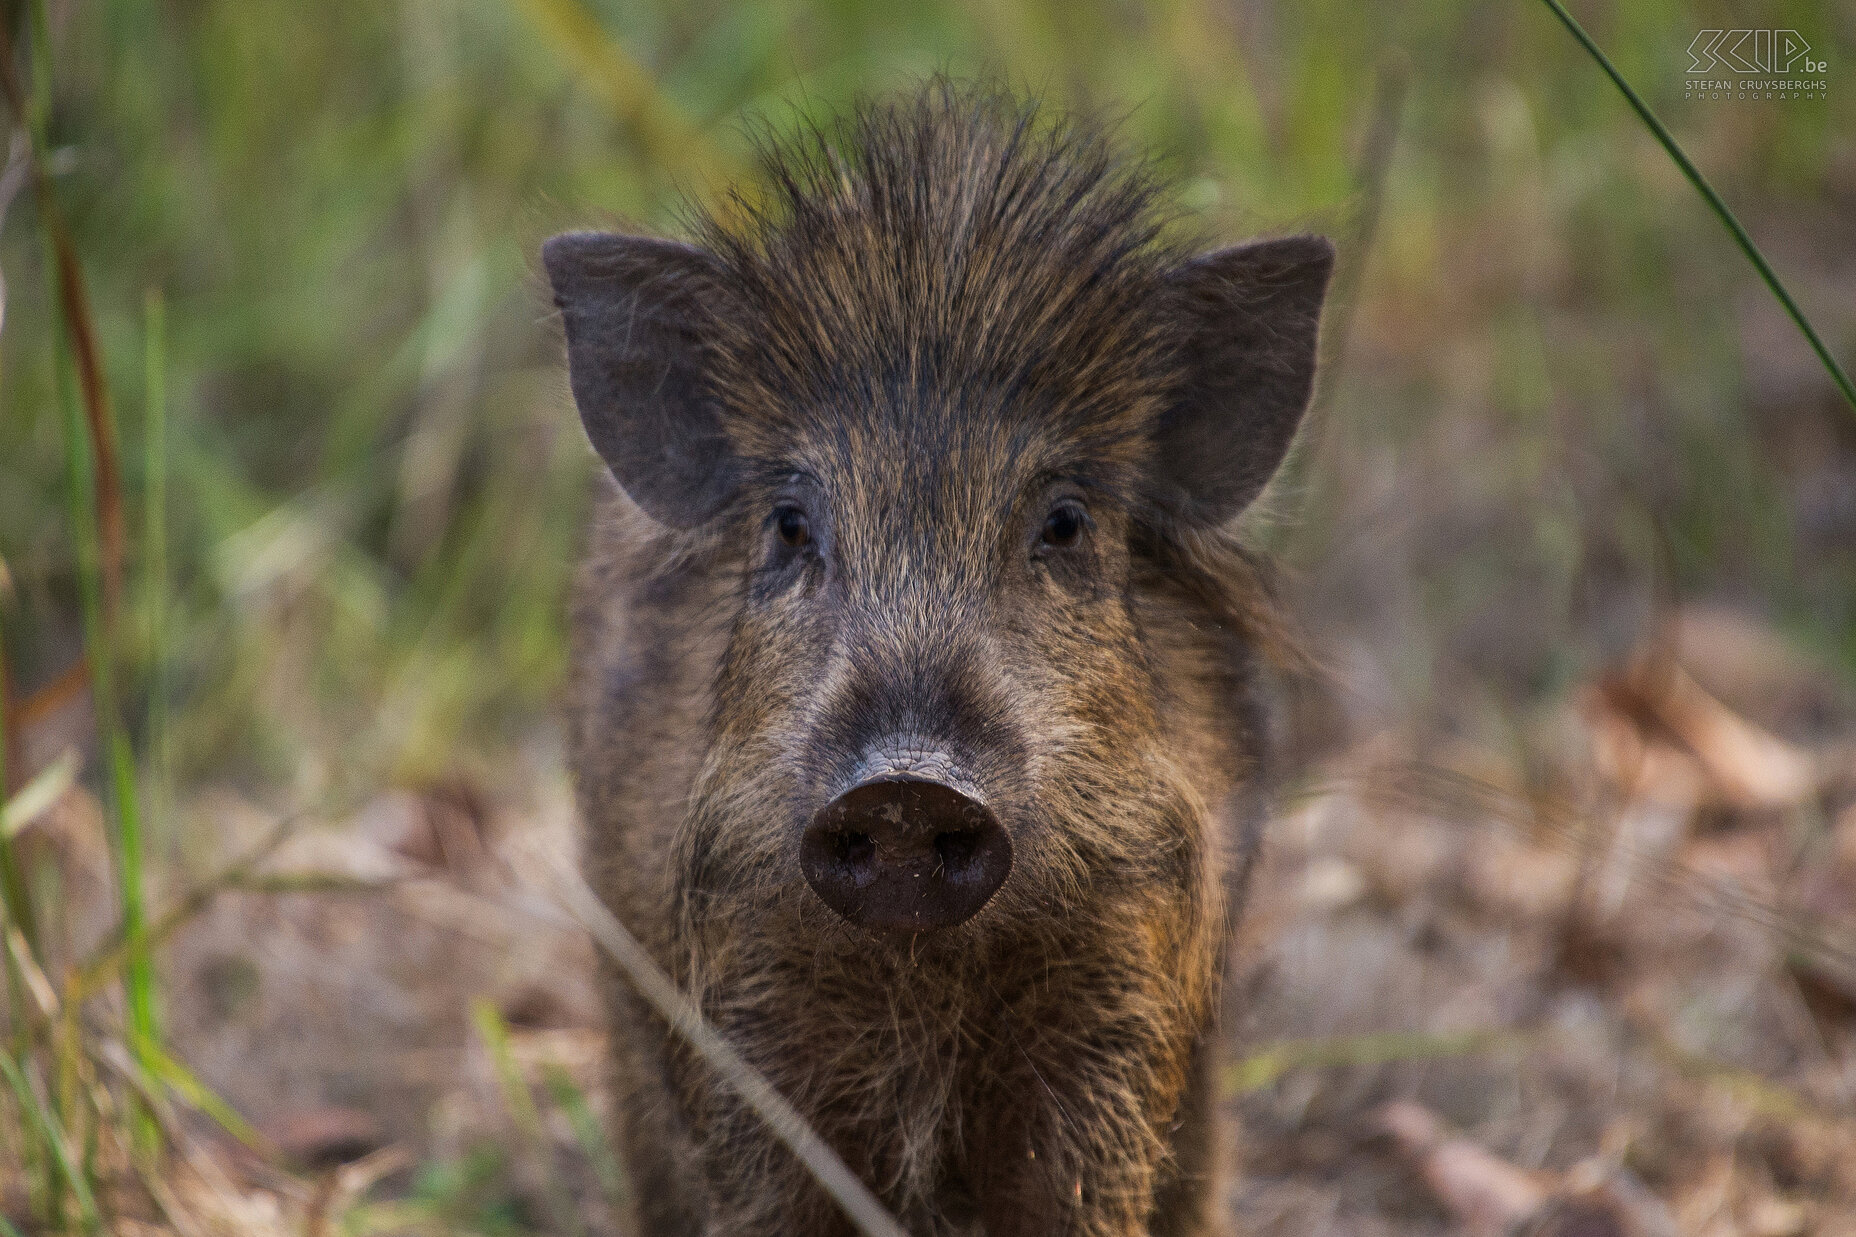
[1039,503,1087,551]
[774,505,812,549]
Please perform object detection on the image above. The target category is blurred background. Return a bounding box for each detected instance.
[1,0,1853,1232]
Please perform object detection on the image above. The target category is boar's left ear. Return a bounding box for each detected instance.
[543,231,741,528]
[1151,235,1334,527]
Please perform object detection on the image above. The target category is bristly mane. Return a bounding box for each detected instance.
[688,81,1189,459]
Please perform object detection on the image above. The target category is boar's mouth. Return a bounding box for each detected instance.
[800,760,1014,937]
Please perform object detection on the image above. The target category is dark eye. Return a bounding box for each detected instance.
[1040,504,1085,550]
[775,506,812,549]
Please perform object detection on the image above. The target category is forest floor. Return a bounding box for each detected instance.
[10,603,1854,1236]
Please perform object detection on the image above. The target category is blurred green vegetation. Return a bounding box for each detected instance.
[2,0,1851,803]
[0,0,1851,1228]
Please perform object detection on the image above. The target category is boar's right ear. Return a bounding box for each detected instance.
[1151,235,1334,527]
[543,232,740,528]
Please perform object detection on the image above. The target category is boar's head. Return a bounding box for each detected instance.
[546,90,1330,948]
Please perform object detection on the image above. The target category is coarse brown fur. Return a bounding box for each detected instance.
[560,82,1322,1236]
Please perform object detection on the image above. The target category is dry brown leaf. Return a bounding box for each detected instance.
[1583,685,1710,810]
[1381,1102,1683,1237]
[1619,661,1819,810]
[1380,1100,1549,1236]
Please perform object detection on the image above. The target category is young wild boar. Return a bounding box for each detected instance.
[546,84,1331,1237]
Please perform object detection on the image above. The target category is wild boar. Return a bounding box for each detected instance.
[547,82,1331,1236]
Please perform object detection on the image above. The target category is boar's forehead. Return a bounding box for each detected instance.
[691,89,1183,488]
[714,237,1173,485]
[802,409,1041,573]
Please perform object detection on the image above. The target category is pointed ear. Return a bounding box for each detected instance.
[543,232,741,527]
[1152,235,1334,526]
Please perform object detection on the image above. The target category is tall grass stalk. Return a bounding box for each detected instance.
[143,290,170,857]
[0,2,165,1195]
[1535,0,1856,417]
[17,0,160,1074]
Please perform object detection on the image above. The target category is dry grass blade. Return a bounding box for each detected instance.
[4,924,59,1025]
[1,745,78,838]
[46,227,127,604]
[10,659,88,738]
[527,842,911,1237]
[0,28,126,608]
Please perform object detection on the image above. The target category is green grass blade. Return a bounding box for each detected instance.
[472,998,585,1237]
[141,1042,263,1149]
[7,3,163,1175]
[0,1049,101,1232]
[471,999,541,1138]
[143,288,170,856]
[19,0,159,1073]
[1225,1028,1529,1096]
[47,267,155,1034]
[542,1062,630,1215]
[1535,0,1856,417]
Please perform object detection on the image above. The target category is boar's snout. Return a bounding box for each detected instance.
[801,775,1013,935]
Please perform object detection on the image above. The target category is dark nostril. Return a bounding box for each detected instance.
[933,830,980,874]
[837,831,875,869]
[801,776,1013,935]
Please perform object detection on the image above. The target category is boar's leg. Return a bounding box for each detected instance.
[1148,1033,1226,1237]
[603,977,709,1236]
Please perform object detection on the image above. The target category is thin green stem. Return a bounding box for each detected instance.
[26,0,156,1060]
[22,3,160,1174]
[543,1063,629,1214]
[474,999,584,1237]
[43,172,155,1068]
[143,289,170,862]
[1535,0,1856,416]
[0,1049,100,1232]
